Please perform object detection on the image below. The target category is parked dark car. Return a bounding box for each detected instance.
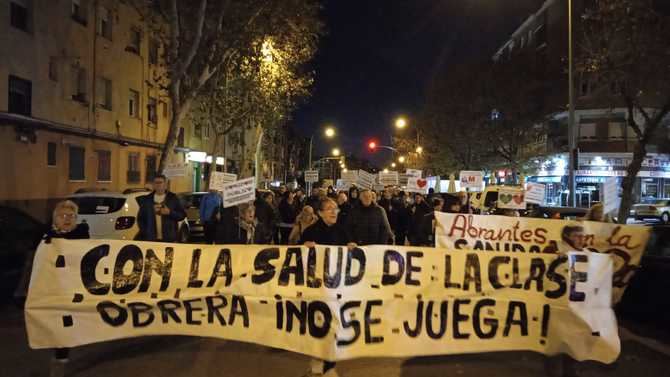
[617,225,670,335]
[0,206,47,303]
[178,192,207,241]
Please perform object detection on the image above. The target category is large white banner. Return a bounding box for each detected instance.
[27,239,620,363]
[434,212,651,302]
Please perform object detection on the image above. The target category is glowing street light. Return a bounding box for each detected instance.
[398,156,406,163]
[383,168,389,173]
[324,127,336,138]
[391,162,397,168]
[343,168,348,173]
[395,117,407,129]
[332,148,341,157]
[416,146,423,154]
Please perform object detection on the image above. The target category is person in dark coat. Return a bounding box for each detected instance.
[136,174,186,242]
[336,192,352,226]
[20,200,91,377]
[278,191,300,244]
[392,191,411,245]
[348,186,360,208]
[326,185,338,199]
[346,189,393,245]
[408,193,431,245]
[254,191,277,244]
[416,197,444,247]
[223,203,266,244]
[300,197,348,377]
[301,198,349,245]
[306,187,325,210]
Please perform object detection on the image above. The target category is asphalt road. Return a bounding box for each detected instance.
[1,305,669,377]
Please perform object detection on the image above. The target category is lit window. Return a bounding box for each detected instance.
[129,89,140,118]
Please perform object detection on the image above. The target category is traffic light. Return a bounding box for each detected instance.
[368,141,377,151]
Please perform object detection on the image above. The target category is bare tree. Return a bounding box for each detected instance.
[580,0,670,222]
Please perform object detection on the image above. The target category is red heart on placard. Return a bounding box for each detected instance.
[417,179,427,188]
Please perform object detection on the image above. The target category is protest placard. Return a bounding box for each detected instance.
[459,171,483,190]
[406,169,422,179]
[210,172,238,191]
[497,187,526,210]
[305,170,319,183]
[434,212,651,302]
[357,170,376,189]
[406,176,429,194]
[27,239,619,364]
[341,170,359,186]
[525,183,546,205]
[379,171,399,186]
[164,163,189,178]
[602,178,620,215]
[222,177,255,208]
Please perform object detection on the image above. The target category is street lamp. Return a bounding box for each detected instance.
[395,117,407,130]
[324,127,336,138]
[416,146,423,154]
[391,162,397,168]
[567,0,577,207]
[398,156,406,163]
[332,148,341,157]
[308,126,337,169]
[383,168,389,173]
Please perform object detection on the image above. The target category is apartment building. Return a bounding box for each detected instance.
[0,0,205,220]
[493,0,670,206]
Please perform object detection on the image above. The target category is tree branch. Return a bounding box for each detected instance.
[173,0,208,82]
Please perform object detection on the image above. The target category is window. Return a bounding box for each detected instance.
[127,27,141,54]
[193,124,202,138]
[49,57,58,81]
[10,0,30,32]
[8,75,32,115]
[149,39,159,64]
[177,127,185,147]
[609,122,625,139]
[68,146,85,181]
[127,153,140,183]
[580,123,597,140]
[97,6,111,40]
[202,123,210,139]
[47,142,57,166]
[71,0,87,25]
[145,155,157,182]
[71,66,87,102]
[161,101,168,118]
[147,96,157,124]
[96,77,112,110]
[97,150,111,181]
[129,89,140,117]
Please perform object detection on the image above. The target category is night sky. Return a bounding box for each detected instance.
[292,0,544,165]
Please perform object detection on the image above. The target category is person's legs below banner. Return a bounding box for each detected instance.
[306,358,338,377]
[544,354,579,377]
[50,348,69,377]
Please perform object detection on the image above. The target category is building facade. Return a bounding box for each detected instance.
[0,0,214,221]
[494,0,670,206]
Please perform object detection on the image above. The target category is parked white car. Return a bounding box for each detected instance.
[67,189,190,241]
[630,199,670,224]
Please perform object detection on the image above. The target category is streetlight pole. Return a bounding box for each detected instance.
[567,0,577,207]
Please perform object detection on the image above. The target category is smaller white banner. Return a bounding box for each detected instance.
[603,178,620,214]
[525,183,546,205]
[305,170,319,183]
[164,163,189,178]
[222,177,256,208]
[406,169,422,178]
[406,177,429,194]
[358,170,376,189]
[497,187,526,209]
[379,171,399,186]
[459,170,483,190]
[341,170,359,185]
[210,172,237,191]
